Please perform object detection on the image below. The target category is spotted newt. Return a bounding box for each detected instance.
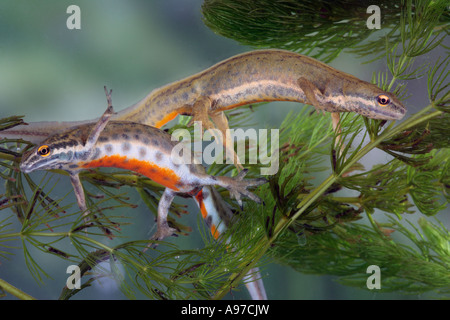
[19,88,268,299]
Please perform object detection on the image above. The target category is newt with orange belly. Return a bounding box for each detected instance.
[19,88,268,299]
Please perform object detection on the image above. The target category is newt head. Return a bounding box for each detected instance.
[20,131,84,174]
[342,81,407,120]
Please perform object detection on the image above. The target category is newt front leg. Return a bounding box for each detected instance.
[64,87,117,238]
[152,188,177,242]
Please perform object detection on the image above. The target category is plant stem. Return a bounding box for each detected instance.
[0,277,36,300]
[0,231,115,253]
[213,103,442,299]
[0,231,175,289]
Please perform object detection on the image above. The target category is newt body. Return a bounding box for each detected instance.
[2,49,406,144]
[20,120,265,241]
[124,49,406,126]
[19,91,267,299]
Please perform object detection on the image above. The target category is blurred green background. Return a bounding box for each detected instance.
[0,0,446,300]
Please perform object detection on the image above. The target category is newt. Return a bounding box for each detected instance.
[19,87,268,299]
[2,49,406,147]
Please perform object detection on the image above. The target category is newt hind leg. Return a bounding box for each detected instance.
[186,96,216,130]
[186,96,244,170]
[209,111,244,170]
[200,169,267,208]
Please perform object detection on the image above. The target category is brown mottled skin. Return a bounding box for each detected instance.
[2,49,405,144]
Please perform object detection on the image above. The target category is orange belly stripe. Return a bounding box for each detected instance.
[155,111,179,128]
[210,224,220,239]
[194,190,208,219]
[81,154,181,191]
[194,190,220,239]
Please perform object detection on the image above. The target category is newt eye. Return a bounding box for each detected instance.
[37,145,51,157]
[377,94,390,106]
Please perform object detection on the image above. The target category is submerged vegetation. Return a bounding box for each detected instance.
[0,0,449,299]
